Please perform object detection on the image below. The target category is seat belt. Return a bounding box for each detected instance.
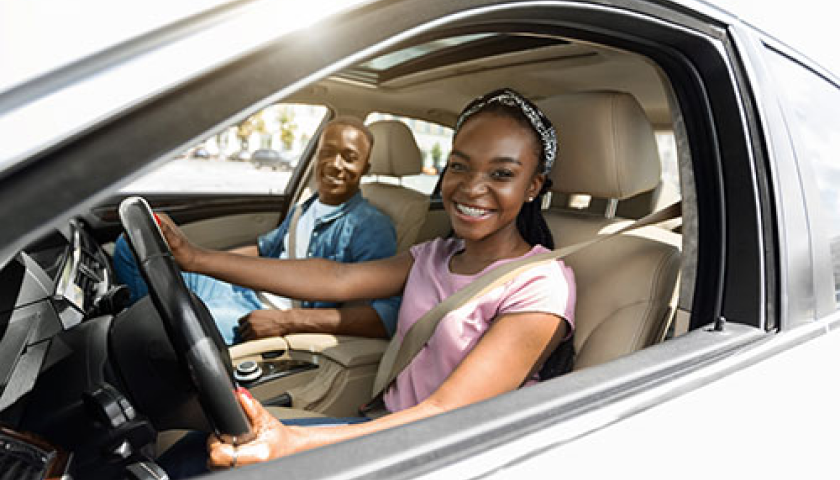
[367,201,683,407]
[285,205,305,309]
[257,204,305,309]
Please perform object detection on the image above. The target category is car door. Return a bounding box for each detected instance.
[229,0,828,477]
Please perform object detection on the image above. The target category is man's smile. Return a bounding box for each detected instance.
[321,174,345,186]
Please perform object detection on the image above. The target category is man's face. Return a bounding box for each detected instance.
[314,124,371,205]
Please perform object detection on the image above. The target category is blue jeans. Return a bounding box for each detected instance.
[113,236,261,345]
[158,417,371,478]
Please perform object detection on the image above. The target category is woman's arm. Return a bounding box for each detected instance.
[209,311,568,466]
[157,214,413,302]
[228,245,259,256]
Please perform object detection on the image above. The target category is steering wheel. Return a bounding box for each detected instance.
[118,196,252,438]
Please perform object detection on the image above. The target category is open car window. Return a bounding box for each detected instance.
[363,112,452,195]
[121,103,329,195]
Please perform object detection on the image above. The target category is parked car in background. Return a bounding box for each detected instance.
[189,146,210,160]
[1,0,840,479]
[251,148,294,171]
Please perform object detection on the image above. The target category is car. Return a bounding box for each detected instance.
[2,0,840,479]
[190,146,211,160]
[251,149,294,171]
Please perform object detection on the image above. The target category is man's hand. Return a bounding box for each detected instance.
[238,305,388,341]
[238,309,299,340]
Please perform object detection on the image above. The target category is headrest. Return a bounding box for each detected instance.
[366,120,424,177]
[538,92,661,200]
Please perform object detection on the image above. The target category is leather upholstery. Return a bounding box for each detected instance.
[367,120,424,176]
[362,120,430,252]
[539,92,681,368]
[563,232,680,369]
[540,91,661,200]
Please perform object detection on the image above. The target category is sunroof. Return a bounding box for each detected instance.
[340,33,568,85]
[357,33,496,71]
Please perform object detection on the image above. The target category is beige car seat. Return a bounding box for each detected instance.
[243,94,681,426]
[361,120,429,252]
[538,91,682,369]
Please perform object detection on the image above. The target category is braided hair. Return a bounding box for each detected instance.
[440,88,558,249]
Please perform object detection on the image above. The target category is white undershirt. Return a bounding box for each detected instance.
[258,199,340,310]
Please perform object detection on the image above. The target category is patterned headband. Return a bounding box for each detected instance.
[455,88,557,174]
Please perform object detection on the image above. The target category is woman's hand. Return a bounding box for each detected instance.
[155,213,201,272]
[207,388,296,469]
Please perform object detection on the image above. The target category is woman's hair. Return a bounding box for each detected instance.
[437,88,558,249]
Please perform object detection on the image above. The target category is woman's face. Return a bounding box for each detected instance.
[442,113,544,244]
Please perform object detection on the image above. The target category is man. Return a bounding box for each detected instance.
[113,116,399,344]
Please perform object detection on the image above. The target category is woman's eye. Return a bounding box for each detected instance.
[490,169,514,180]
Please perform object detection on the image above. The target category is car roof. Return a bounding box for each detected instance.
[0,0,383,93]
[0,0,215,93]
[686,0,840,77]
[0,0,375,175]
[2,0,837,93]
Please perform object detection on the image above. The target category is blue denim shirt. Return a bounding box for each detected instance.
[258,192,400,336]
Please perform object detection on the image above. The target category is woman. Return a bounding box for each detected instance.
[158,88,576,471]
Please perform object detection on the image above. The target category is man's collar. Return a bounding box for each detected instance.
[305,190,363,223]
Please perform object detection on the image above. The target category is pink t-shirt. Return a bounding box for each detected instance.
[383,238,576,412]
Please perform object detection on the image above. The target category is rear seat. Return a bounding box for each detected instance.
[538,91,682,369]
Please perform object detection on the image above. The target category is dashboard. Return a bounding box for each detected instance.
[0,216,215,480]
[0,220,144,478]
[0,220,117,411]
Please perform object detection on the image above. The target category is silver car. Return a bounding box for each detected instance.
[1,0,839,478]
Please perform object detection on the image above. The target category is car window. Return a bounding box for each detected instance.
[121,103,329,194]
[765,49,840,306]
[654,130,682,207]
[364,112,453,195]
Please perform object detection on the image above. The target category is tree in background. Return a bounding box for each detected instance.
[431,141,443,170]
[233,116,256,161]
[277,107,297,151]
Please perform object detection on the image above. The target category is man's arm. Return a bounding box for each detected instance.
[345,209,401,336]
[238,304,387,340]
[234,212,393,340]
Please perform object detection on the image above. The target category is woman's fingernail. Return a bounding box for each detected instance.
[236,387,254,400]
[153,213,162,226]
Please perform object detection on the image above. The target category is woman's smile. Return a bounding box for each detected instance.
[453,202,494,220]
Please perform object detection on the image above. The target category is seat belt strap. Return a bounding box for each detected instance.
[369,201,682,402]
[286,205,305,309]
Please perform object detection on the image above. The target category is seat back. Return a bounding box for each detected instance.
[538,91,682,369]
[362,120,430,252]
[540,91,664,248]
